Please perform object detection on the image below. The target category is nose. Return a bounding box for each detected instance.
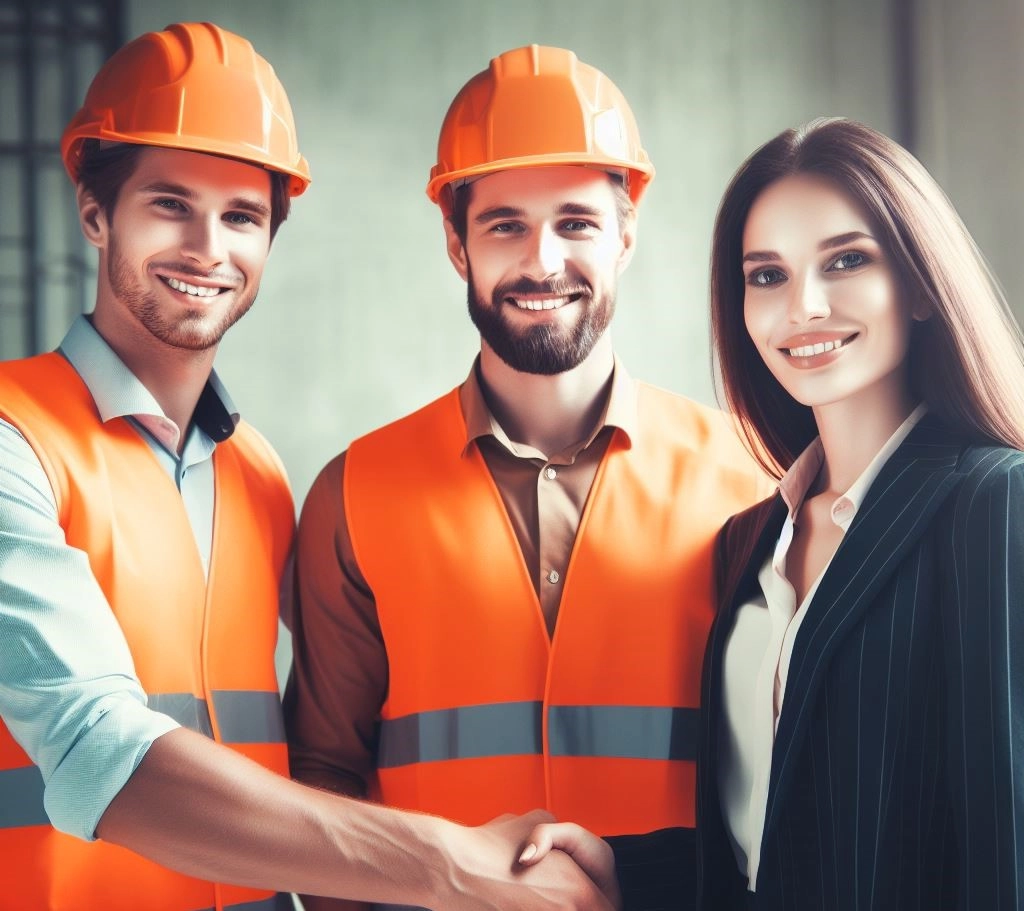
[787,272,830,323]
[522,224,566,279]
[180,214,227,270]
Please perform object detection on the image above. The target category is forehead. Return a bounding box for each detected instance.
[124,146,272,201]
[743,173,874,250]
[467,165,618,217]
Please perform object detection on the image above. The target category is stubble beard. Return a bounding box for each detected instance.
[466,265,615,376]
[107,240,256,352]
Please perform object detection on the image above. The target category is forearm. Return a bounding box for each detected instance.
[97,727,448,906]
[97,727,612,910]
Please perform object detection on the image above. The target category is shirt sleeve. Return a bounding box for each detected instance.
[282,451,388,798]
[0,418,178,841]
[942,447,1024,907]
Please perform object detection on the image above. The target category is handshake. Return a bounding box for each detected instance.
[445,811,620,911]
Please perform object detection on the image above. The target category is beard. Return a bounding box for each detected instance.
[107,239,256,351]
[466,265,616,375]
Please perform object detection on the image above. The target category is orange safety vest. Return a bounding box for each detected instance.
[0,353,294,911]
[345,383,768,836]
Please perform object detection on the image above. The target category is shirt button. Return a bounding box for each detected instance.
[547,569,560,584]
[544,467,557,480]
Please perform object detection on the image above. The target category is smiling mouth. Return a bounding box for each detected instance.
[507,293,584,311]
[783,333,858,358]
[160,276,228,299]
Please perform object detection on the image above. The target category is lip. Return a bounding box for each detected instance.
[156,272,236,301]
[504,291,584,312]
[777,330,857,350]
[777,331,858,368]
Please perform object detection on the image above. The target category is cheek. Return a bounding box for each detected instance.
[854,276,911,346]
[236,238,272,274]
[743,298,768,350]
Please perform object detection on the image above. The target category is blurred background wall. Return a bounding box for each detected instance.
[3,0,1022,688]
[12,0,1024,499]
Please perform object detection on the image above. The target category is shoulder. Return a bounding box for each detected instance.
[350,388,458,451]
[945,443,1024,530]
[230,420,290,485]
[634,382,770,475]
[718,493,782,556]
[635,381,733,436]
[955,443,1024,487]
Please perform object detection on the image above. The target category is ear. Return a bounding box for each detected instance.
[443,217,469,282]
[76,185,109,250]
[911,297,932,322]
[616,211,638,276]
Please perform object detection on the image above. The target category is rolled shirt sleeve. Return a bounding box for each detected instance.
[0,418,178,840]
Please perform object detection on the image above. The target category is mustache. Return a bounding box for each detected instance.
[151,262,244,285]
[494,275,591,300]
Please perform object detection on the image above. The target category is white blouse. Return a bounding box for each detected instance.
[718,404,927,890]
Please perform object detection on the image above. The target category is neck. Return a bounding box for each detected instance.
[811,371,917,495]
[478,334,615,457]
[89,310,216,454]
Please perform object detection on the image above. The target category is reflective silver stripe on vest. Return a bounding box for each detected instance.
[378,703,697,767]
[148,692,214,737]
[378,701,542,768]
[148,691,284,744]
[548,705,699,761]
[0,765,48,828]
[212,690,285,744]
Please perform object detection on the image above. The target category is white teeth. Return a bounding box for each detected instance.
[786,337,850,358]
[166,277,221,298]
[514,297,569,311]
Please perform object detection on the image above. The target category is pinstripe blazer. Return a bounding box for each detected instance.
[696,416,1024,911]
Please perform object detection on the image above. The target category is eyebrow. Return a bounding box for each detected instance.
[137,182,271,219]
[473,202,607,225]
[742,230,875,264]
[474,205,524,225]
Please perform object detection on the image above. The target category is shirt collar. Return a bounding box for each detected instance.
[458,354,638,459]
[58,315,239,451]
[779,403,928,531]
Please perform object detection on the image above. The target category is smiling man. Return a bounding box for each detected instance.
[285,45,772,911]
[0,24,615,911]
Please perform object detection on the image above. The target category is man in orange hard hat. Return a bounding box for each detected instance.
[286,45,772,911]
[0,24,614,911]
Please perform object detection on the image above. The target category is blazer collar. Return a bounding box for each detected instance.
[760,413,968,843]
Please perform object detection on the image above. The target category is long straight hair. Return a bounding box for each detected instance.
[711,118,1024,477]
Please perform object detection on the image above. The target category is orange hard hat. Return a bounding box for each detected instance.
[61,22,310,196]
[427,45,653,214]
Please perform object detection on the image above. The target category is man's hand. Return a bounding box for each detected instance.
[516,820,621,910]
[431,810,617,911]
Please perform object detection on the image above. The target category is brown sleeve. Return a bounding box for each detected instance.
[282,451,387,801]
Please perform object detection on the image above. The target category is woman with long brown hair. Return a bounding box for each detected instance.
[698,117,1024,910]
[517,117,1024,910]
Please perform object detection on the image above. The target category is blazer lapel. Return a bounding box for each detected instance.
[761,416,967,844]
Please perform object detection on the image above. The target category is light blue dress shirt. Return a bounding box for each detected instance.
[0,316,238,840]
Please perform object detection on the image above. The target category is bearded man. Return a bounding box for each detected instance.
[285,45,771,911]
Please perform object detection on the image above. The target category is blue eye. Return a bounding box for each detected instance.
[748,268,785,287]
[831,251,868,271]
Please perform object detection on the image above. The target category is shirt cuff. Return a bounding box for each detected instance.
[43,696,179,841]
